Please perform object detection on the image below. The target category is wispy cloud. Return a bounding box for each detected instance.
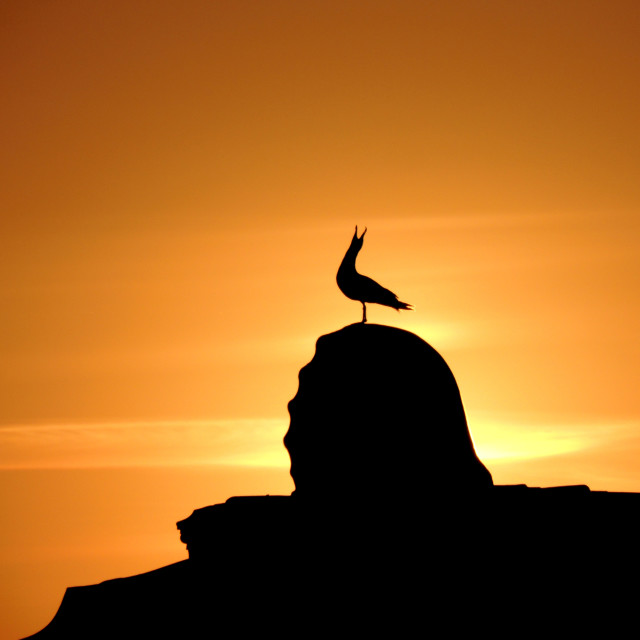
[0,419,290,470]
[470,412,640,462]
[372,212,560,232]
[3,413,637,481]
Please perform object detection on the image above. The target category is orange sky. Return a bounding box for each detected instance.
[2,1,639,637]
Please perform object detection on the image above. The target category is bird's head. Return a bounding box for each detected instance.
[350,225,367,252]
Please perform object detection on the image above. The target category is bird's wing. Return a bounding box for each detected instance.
[356,275,412,310]
[358,275,396,301]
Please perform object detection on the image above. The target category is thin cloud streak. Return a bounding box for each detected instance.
[471,414,640,462]
[372,212,560,232]
[0,419,290,470]
[2,415,636,476]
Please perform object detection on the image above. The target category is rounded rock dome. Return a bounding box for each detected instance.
[284,323,492,500]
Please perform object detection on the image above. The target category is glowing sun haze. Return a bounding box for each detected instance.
[1,1,639,637]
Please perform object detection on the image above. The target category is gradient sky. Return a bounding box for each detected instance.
[2,1,639,637]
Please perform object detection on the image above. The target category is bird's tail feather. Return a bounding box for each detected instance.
[393,300,413,311]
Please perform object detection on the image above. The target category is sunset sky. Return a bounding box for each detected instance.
[2,1,639,637]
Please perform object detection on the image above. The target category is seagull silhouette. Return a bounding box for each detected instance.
[337,226,413,323]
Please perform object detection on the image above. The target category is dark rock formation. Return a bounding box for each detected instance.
[24,324,640,638]
[284,323,492,498]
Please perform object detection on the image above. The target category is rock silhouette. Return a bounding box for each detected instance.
[284,323,492,498]
[24,324,640,639]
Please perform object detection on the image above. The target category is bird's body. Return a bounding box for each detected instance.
[337,227,412,323]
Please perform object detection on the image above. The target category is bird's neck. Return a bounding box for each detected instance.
[338,248,360,275]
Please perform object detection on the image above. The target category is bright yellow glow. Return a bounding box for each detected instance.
[470,415,640,464]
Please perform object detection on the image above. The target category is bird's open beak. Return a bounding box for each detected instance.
[354,225,367,240]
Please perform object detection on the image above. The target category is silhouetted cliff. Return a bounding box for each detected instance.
[25,324,640,638]
[284,323,492,498]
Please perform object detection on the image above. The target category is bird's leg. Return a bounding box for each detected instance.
[361,302,367,323]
